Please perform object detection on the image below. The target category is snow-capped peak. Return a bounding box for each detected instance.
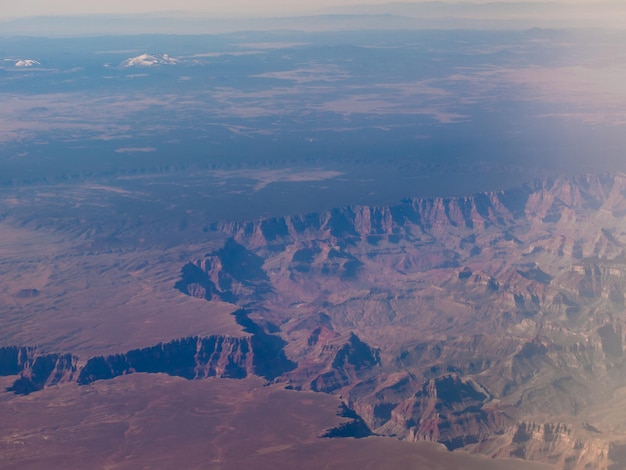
[120,53,178,67]
[15,59,40,67]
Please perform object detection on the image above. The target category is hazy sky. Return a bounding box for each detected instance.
[0,0,606,19]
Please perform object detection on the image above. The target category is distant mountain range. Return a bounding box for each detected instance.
[1,2,625,36]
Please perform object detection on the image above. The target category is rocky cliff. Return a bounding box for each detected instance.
[77,335,255,385]
[0,346,79,394]
[2,314,296,395]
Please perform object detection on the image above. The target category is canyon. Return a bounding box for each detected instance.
[181,172,626,469]
[3,173,626,468]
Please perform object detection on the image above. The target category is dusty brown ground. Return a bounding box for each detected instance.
[0,374,553,470]
[0,221,241,357]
